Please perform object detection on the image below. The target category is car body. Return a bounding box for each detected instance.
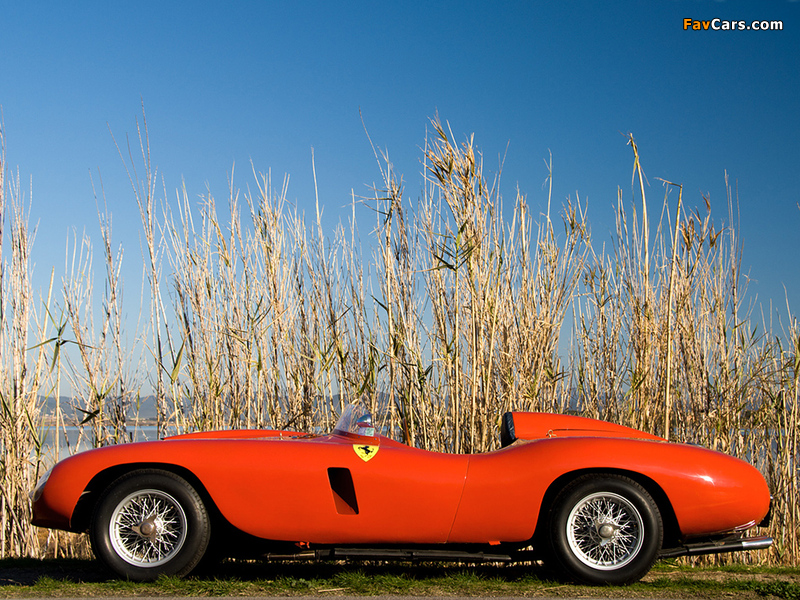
[31,405,772,584]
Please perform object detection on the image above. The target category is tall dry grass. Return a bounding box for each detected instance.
[574,138,797,564]
[0,121,53,557]
[0,114,797,564]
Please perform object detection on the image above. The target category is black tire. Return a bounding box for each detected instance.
[545,474,662,585]
[90,469,210,581]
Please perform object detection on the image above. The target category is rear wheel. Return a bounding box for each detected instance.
[546,474,662,585]
[90,469,210,581]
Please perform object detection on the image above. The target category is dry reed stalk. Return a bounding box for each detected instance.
[575,144,793,562]
[61,227,132,448]
[0,115,4,401]
[369,152,427,445]
[760,311,800,563]
[409,117,585,452]
[112,106,179,438]
[0,125,53,557]
[661,181,682,441]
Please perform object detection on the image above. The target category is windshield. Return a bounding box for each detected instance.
[333,403,376,437]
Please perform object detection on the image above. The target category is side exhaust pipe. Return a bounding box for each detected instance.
[660,535,773,559]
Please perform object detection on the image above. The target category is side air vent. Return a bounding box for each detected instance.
[328,467,359,515]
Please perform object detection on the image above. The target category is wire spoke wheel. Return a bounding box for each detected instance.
[546,474,662,585]
[91,470,210,581]
[566,491,644,570]
[110,489,188,567]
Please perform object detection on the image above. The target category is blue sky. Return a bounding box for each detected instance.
[2,1,799,328]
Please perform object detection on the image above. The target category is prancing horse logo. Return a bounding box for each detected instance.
[353,444,379,462]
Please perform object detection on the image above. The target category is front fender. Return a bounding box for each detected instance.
[32,441,188,531]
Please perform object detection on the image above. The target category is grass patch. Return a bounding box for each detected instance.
[1,558,800,598]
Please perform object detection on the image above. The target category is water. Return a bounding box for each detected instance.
[39,425,160,460]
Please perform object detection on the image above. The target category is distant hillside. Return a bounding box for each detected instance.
[39,395,158,421]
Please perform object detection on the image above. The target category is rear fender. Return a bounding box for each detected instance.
[532,467,682,549]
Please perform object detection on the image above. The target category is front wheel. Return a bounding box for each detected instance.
[90,469,210,581]
[546,474,663,585]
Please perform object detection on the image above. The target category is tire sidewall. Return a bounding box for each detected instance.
[90,469,210,581]
[547,474,662,585]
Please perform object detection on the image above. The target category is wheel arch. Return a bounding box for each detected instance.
[533,467,681,549]
[70,462,221,533]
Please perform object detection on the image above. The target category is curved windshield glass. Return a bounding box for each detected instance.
[333,403,375,436]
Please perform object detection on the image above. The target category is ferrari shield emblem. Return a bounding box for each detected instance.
[353,444,379,462]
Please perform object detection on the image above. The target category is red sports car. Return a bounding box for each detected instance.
[31,404,772,585]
